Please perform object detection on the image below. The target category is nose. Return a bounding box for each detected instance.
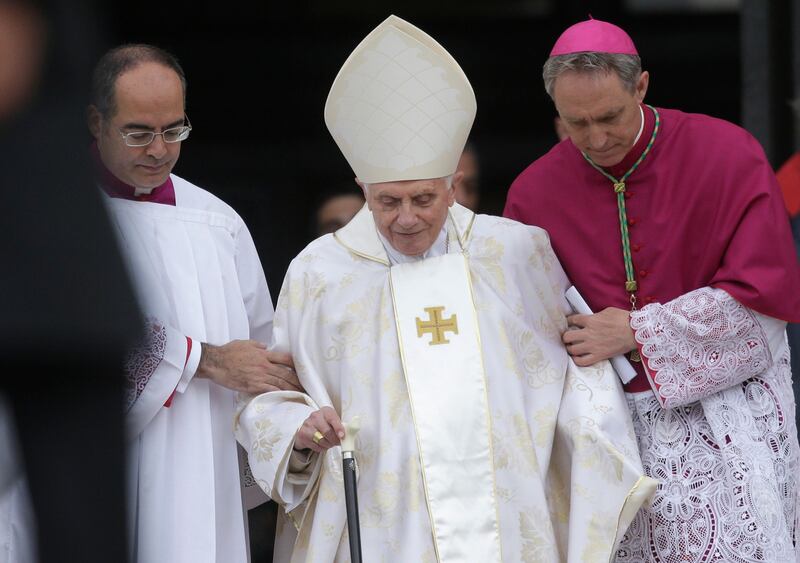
[146,134,168,159]
[396,203,417,229]
[587,125,608,151]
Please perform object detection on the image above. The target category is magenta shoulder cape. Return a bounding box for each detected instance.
[505,106,800,327]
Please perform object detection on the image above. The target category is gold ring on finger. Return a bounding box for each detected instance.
[312,430,324,445]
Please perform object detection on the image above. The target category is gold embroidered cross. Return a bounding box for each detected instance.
[416,306,458,345]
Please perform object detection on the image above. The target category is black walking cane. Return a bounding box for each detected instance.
[341,418,363,563]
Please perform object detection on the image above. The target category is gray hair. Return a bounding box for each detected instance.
[90,44,187,118]
[543,52,642,100]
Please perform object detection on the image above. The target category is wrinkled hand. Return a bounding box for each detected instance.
[196,340,302,393]
[294,407,345,453]
[562,307,637,367]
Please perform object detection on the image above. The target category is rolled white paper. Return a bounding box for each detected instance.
[565,286,638,385]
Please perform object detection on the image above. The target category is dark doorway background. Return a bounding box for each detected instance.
[97,2,742,299]
[90,2,800,561]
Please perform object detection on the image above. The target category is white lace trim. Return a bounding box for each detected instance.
[631,287,771,409]
[617,293,800,562]
[123,319,167,412]
[617,350,799,562]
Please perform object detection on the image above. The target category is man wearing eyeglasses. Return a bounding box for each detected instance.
[87,44,299,563]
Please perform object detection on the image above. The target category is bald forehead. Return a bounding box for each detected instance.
[111,62,185,119]
[115,62,183,97]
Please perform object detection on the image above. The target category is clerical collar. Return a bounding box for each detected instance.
[90,142,176,206]
[606,104,654,179]
[632,104,645,145]
[378,227,449,265]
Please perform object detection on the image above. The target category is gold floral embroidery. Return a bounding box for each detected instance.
[324,319,366,362]
[580,514,615,563]
[383,370,410,427]
[251,419,281,463]
[533,406,557,448]
[471,236,506,294]
[359,455,423,531]
[520,510,557,562]
[495,486,511,503]
[321,522,335,538]
[493,412,540,474]
[497,324,522,381]
[527,230,555,274]
[348,287,390,335]
[406,455,423,513]
[318,469,341,503]
[349,368,374,389]
[573,429,624,483]
[298,251,319,264]
[362,472,401,528]
[511,327,561,389]
[547,476,570,527]
[282,269,327,312]
[349,426,376,473]
[532,285,566,338]
[324,287,385,362]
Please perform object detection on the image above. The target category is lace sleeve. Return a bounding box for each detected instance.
[124,318,193,436]
[124,319,168,412]
[630,287,772,409]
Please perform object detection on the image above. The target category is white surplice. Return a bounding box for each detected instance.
[0,395,36,563]
[104,175,274,563]
[236,203,656,562]
[616,288,800,562]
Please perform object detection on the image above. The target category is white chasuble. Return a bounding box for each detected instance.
[390,253,501,562]
[236,203,656,562]
[104,175,274,563]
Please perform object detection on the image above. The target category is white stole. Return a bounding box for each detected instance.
[389,252,501,563]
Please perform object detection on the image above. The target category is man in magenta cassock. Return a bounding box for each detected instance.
[504,18,800,562]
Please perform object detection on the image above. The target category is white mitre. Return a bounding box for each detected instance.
[324,15,476,184]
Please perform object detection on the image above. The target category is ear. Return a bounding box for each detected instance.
[554,116,568,141]
[448,171,462,206]
[355,178,371,209]
[87,105,103,140]
[635,71,649,103]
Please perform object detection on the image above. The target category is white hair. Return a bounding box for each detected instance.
[361,175,454,193]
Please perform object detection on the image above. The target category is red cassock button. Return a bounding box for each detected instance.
[629,218,637,226]
[633,244,641,252]
[639,269,648,277]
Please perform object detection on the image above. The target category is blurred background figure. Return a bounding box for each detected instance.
[453,142,481,211]
[0,1,140,562]
[775,99,800,220]
[0,4,47,559]
[314,185,364,236]
[0,0,45,122]
[774,97,800,416]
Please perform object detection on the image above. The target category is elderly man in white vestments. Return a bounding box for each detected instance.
[87,44,300,563]
[236,16,656,563]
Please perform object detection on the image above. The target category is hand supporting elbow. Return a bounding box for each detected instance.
[196,340,303,393]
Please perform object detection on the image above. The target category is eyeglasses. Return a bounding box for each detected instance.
[118,115,192,147]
